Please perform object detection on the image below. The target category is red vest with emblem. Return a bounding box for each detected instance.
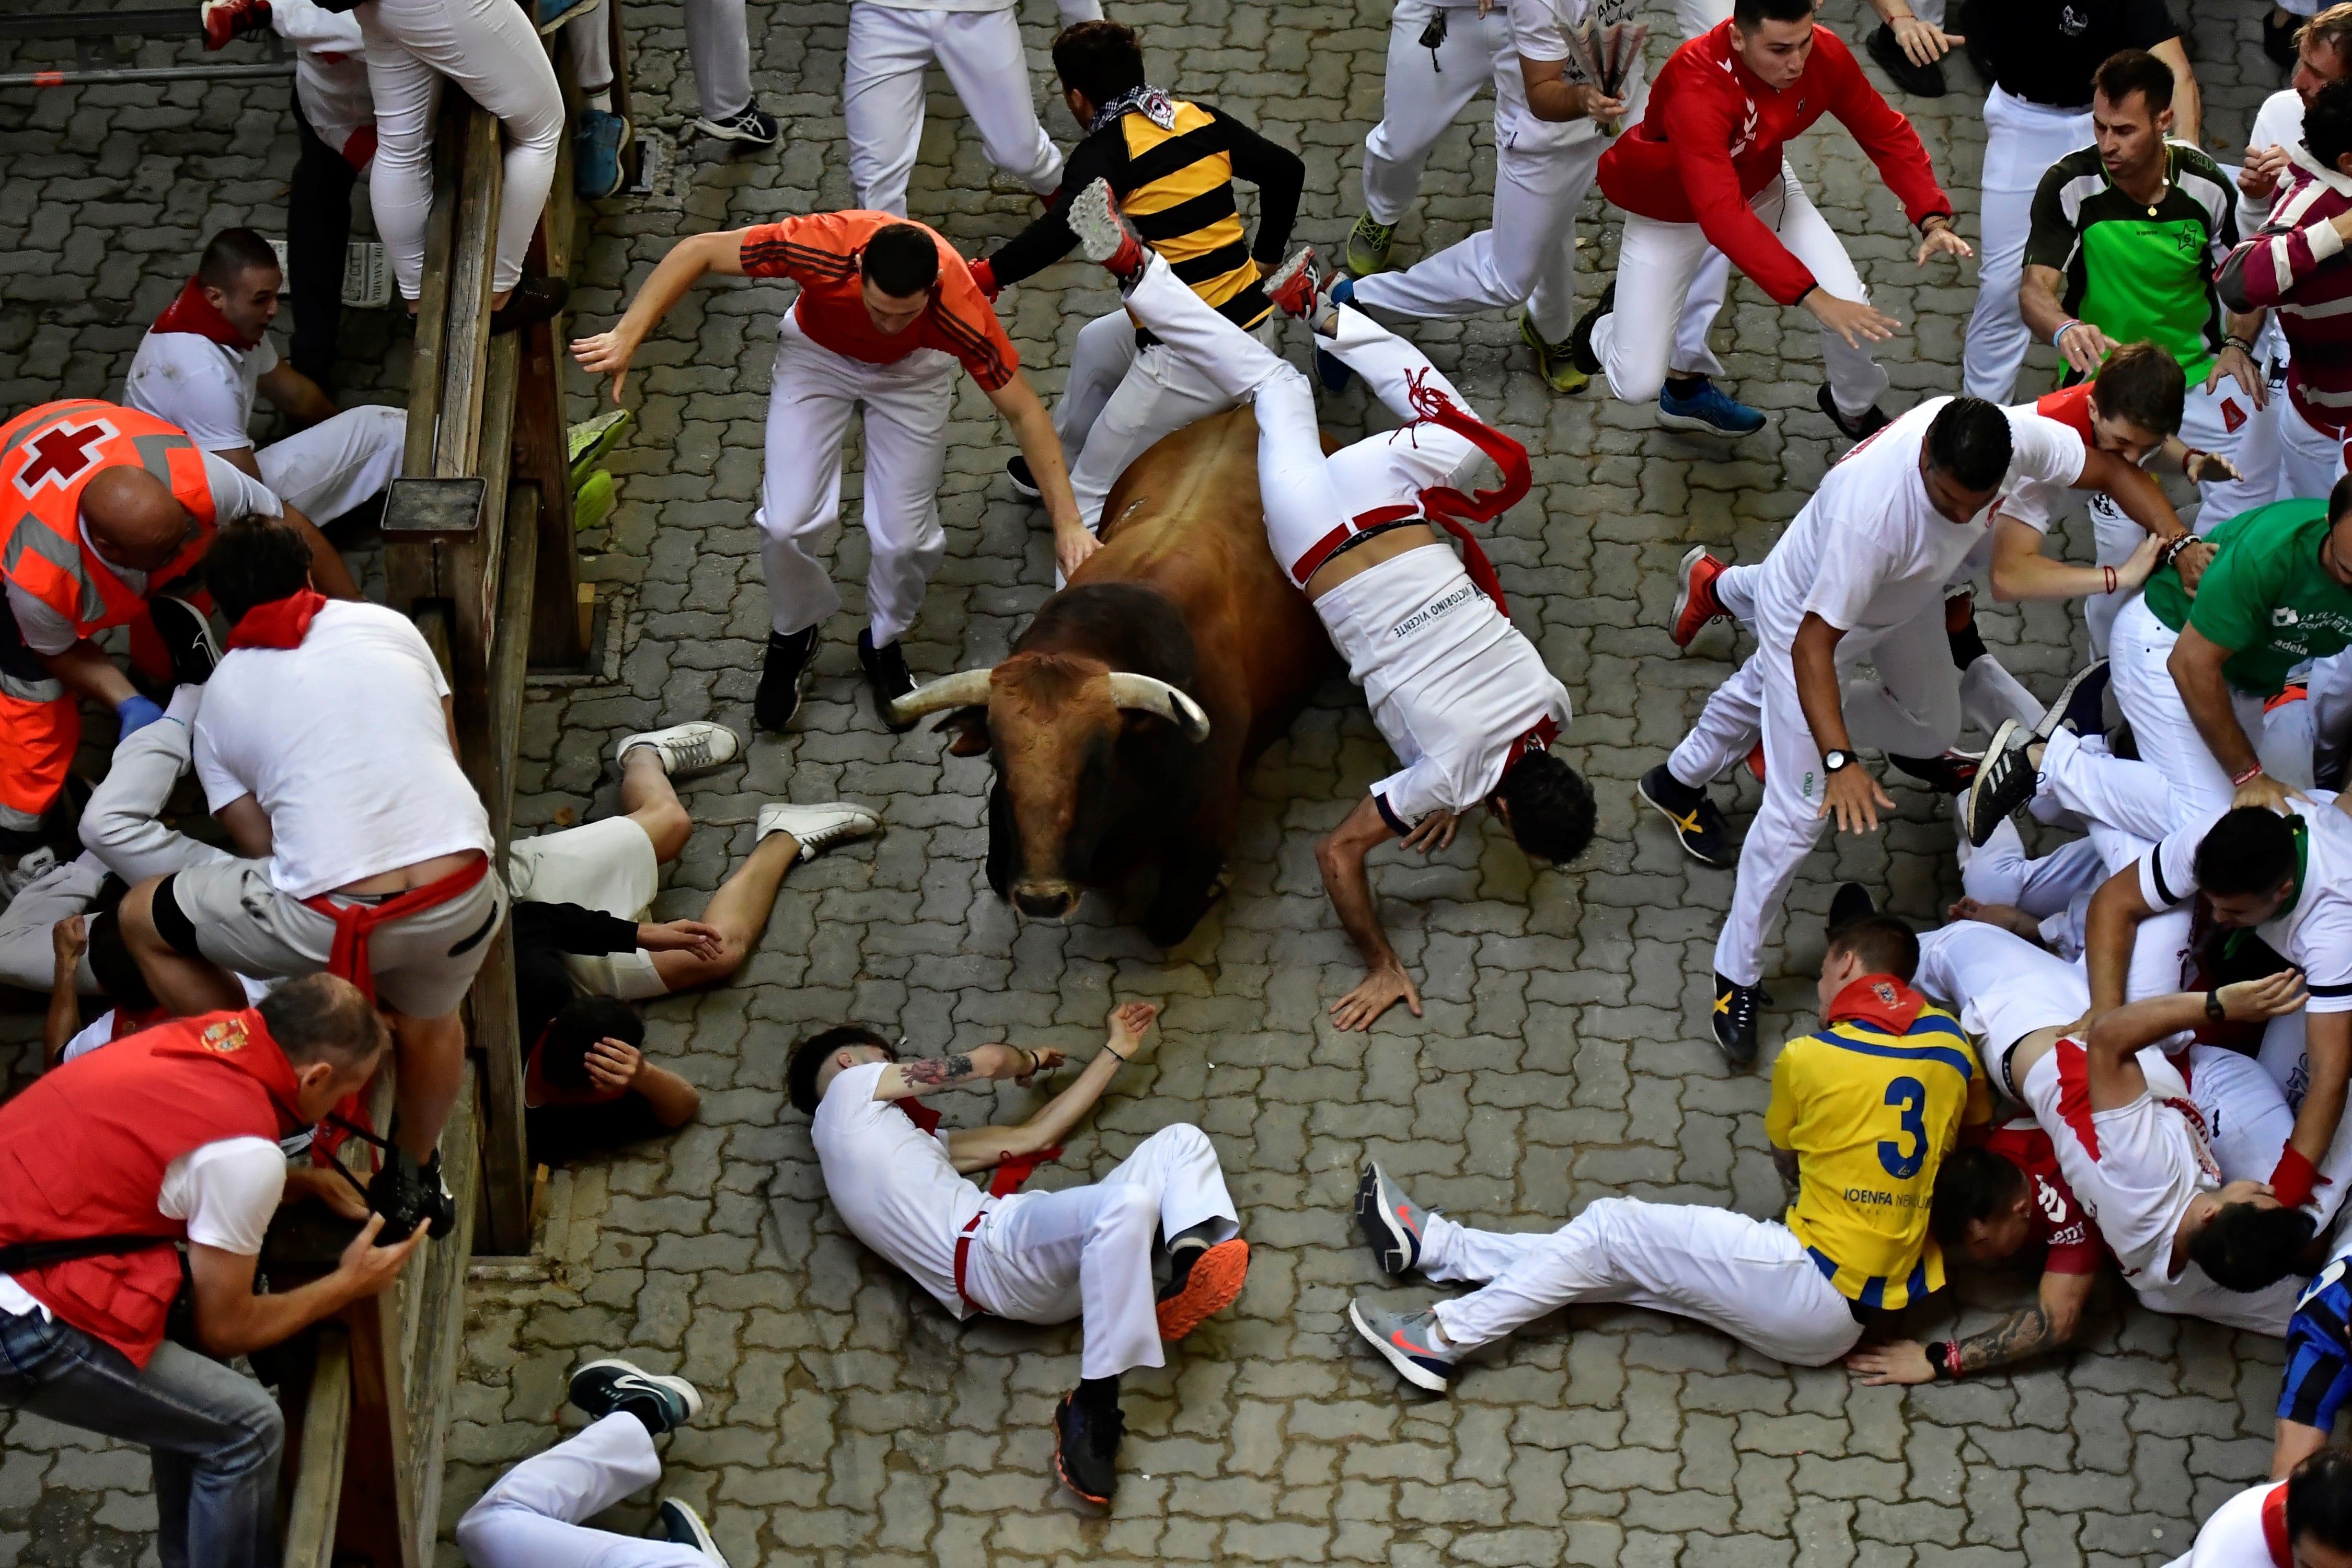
[0,1009,304,1366]
[0,399,216,641]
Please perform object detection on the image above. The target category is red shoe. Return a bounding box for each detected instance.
[1671,546,1730,648]
[1067,179,1149,284]
[1155,1238,1248,1339]
[200,0,271,50]
[1262,248,1320,320]
[1745,742,1765,782]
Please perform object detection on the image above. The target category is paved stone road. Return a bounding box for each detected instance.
[0,1,2304,1564]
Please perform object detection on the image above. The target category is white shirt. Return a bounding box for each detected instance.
[2174,1480,2286,1568]
[268,0,374,159]
[123,329,278,454]
[809,1061,987,1318]
[1311,545,1575,824]
[3,452,283,657]
[0,1135,287,1321]
[2027,1040,2217,1283]
[2140,795,2352,1015]
[194,599,491,898]
[1749,397,2088,655]
[1505,0,1652,151]
[2242,88,2308,237]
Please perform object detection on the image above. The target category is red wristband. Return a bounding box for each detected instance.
[2232,764,2265,788]
[2103,566,2117,594]
[2273,1146,2320,1210]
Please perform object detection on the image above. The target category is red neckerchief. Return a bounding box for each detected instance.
[1826,973,1928,1035]
[1501,714,1561,781]
[226,589,326,650]
[152,276,261,350]
[2262,1482,2291,1567]
[1402,368,1532,612]
[893,1100,1061,1197]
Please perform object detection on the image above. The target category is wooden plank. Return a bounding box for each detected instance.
[336,1288,417,1568]
[387,96,467,616]
[402,1069,481,1551]
[445,332,521,797]
[513,322,585,667]
[435,102,503,481]
[282,1325,352,1568]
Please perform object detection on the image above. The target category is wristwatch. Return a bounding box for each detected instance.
[1823,750,1854,774]
[2206,988,2227,1022]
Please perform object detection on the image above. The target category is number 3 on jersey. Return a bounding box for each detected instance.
[1879,1076,1928,1179]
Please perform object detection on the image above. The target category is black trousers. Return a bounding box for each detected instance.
[288,102,360,388]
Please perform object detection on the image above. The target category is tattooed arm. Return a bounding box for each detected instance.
[1844,1267,2099,1385]
[871,1043,1056,1102]
[944,1003,1159,1175]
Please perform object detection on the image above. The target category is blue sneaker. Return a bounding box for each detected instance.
[573,109,631,200]
[535,0,599,33]
[1657,380,1767,438]
[1316,275,1356,391]
[570,1359,701,1434]
[1348,1299,1458,1392]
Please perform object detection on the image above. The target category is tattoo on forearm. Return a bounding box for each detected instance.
[902,1054,976,1088]
[1957,1305,2057,1374]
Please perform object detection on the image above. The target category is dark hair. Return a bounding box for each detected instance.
[1497,751,1596,864]
[2309,79,2352,175]
[197,227,280,291]
[85,875,157,1016]
[787,1024,892,1116]
[1052,20,1147,108]
[2089,341,2185,438]
[2189,1200,2313,1290]
[258,973,389,1072]
[2194,808,2299,898]
[1826,913,1920,983]
[2093,49,2175,114]
[1731,0,1815,28]
[2288,1448,2352,1553]
[1929,1145,2030,1247]
[539,997,645,1092]
[860,224,940,301]
[1923,397,2015,492]
[203,516,315,625]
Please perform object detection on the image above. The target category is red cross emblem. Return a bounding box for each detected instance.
[14,418,117,497]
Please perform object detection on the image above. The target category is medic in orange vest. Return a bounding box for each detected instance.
[0,398,355,848]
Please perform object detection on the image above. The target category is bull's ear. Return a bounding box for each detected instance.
[936,707,990,757]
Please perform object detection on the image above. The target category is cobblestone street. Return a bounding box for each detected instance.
[0,0,2310,1562]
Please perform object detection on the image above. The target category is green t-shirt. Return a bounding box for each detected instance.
[2142,499,2352,696]
[2022,141,2238,382]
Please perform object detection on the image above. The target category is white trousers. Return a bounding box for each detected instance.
[1913,921,2091,1079]
[2180,376,2284,526]
[454,1413,708,1568]
[843,4,1062,217]
[754,313,954,644]
[361,0,563,299]
[960,1124,1240,1381]
[1956,821,2105,961]
[1962,89,2095,403]
[257,403,405,524]
[2109,593,2265,823]
[1594,164,1889,418]
[1359,1,1515,225]
[2277,395,2351,505]
[567,0,748,120]
[1055,312,1248,532]
[1422,1198,1863,1368]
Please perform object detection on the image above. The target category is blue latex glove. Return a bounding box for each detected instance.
[114,694,164,737]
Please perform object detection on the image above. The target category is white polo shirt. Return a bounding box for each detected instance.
[2024,1037,2218,1284]
[123,329,275,455]
[809,1061,986,1318]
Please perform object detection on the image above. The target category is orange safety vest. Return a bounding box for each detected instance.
[0,400,216,642]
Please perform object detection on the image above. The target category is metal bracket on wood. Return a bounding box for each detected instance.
[382,477,487,536]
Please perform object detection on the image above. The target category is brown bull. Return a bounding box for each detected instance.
[893,407,1336,944]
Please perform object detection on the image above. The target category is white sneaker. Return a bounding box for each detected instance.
[1,845,56,904]
[757,802,880,861]
[616,722,742,777]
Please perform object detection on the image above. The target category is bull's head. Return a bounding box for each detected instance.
[894,656,1210,921]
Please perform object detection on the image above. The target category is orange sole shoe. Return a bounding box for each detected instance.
[1156,1239,1249,1340]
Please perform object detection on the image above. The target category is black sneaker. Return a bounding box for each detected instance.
[1569,280,1614,377]
[148,594,219,685]
[1711,973,1765,1065]
[1866,22,1947,96]
[1817,385,1890,442]
[1828,882,1877,932]
[419,1148,458,1238]
[2036,658,2111,742]
[570,1359,702,1435]
[1006,454,1041,501]
[650,1498,730,1564]
[1963,718,2040,848]
[694,103,781,146]
[859,629,916,732]
[1637,763,1734,868]
[1054,1391,1123,1505]
[1886,750,1979,794]
[489,273,570,335]
[755,626,819,732]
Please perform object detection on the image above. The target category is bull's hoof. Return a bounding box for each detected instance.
[1144,868,1229,947]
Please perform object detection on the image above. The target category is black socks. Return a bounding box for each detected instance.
[1076,1374,1121,1420]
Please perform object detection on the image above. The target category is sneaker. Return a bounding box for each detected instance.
[1354,1162,1430,1277]
[1521,312,1589,395]
[1262,247,1320,320]
[1638,763,1734,868]
[755,626,819,732]
[534,0,598,31]
[1865,21,1947,96]
[1567,280,1613,378]
[616,720,741,777]
[2035,658,2111,742]
[1006,454,1041,501]
[1817,385,1890,442]
[490,274,570,335]
[572,467,617,533]
[756,801,881,861]
[694,105,780,146]
[2265,7,2302,66]
[859,630,917,732]
[418,1149,458,1239]
[1067,179,1148,282]
[1669,546,1731,648]
[1155,1237,1248,1339]
[1347,1299,1457,1392]
[1344,212,1397,278]
[1964,718,2040,849]
[650,1499,729,1565]
[568,407,633,483]
[1657,380,1766,438]
[148,594,219,686]
[1711,972,1765,1065]
[199,0,270,49]
[1828,882,1877,932]
[2,845,58,904]
[574,109,631,200]
[570,1359,702,1434]
[1053,1391,1123,1505]
[1886,749,1980,794]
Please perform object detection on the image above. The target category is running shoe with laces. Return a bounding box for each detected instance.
[1638,764,1733,867]
[695,105,781,145]
[755,626,819,732]
[1669,546,1730,648]
[490,274,569,335]
[1347,1300,1457,1392]
[1886,749,1980,794]
[1262,247,1320,320]
[859,630,917,731]
[1067,179,1149,282]
[1657,379,1766,437]
[2035,658,2111,742]
[570,1359,702,1434]
[1344,212,1397,277]
[756,801,881,861]
[1155,1237,1249,1339]
[200,0,271,49]
[147,594,220,686]
[1963,718,2040,849]
[1817,385,1890,442]
[1567,280,1613,377]
[650,1500,730,1565]
[1711,972,1765,1065]
[574,109,632,200]
[1520,312,1589,394]
[1054,1391,1124,1504]
[615,720,741,777]
[1354,1162,1430,1276]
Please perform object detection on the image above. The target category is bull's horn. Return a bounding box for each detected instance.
[1106,674,1210,743]
[891,668,996,724]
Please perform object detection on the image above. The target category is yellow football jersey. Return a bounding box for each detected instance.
[1765,995,1992,1309]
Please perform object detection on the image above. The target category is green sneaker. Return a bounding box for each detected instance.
[573,468,615,533]
[1520,313,1589,395]
[1344,213,1397,278]
[567,408,631,490]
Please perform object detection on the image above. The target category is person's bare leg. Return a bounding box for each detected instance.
[649,829,800,991]
[617,745,691,865]
[389,1009,465,1162]
[119,879,248,1014]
